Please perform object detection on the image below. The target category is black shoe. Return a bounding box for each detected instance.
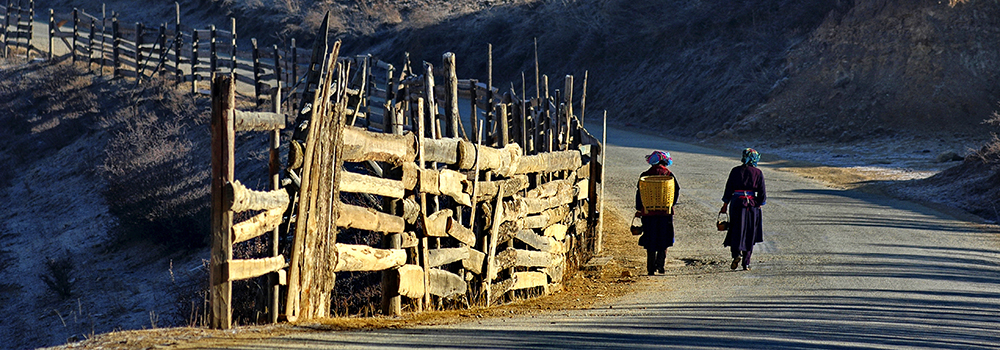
[648,271,656,276]
[657,268,665,274]
[730,258,740,270]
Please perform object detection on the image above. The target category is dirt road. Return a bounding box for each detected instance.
[174,125,1000,349]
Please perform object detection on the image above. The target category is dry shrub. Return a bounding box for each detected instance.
[39,252,75,300]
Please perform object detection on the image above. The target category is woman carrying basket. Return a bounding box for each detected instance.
[635,151,680,276]
[720,148,767,271]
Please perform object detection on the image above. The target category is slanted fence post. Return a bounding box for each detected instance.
[111,13,119,77]
[47,8,53,60]
[72,8,78,63]
[191,28,199,94]
[252,37,260,108]
[135,22,144,79]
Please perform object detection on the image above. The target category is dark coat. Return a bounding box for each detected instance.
[636,165,679,250]
[722,165,766,250]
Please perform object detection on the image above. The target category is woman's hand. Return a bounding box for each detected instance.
[720,202,728,214]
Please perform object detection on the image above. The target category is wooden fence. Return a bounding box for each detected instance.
[210,37,605,328]
[0,1,313,110]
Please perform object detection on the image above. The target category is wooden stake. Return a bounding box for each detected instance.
[209,74,235,329]
[443,52,460,139]
[596,111,607,254]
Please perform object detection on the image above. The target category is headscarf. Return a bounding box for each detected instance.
[741,148,760,167]
[646,150,673,166]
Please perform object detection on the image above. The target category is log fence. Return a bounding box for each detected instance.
[1,1,314,111]
[209,33,605,327]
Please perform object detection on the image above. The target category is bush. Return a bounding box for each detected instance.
[39,253,74,300]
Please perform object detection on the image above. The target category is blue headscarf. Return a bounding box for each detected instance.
[647,150,673,166]
[741,148,760,167]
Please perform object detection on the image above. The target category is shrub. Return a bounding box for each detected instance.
[39,253,75,300]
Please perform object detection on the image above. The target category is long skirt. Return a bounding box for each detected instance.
[639,215,674,251]
[723,205,762,251]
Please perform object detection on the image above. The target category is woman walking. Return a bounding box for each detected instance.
[720,148,766,271]
[636,151,680,275]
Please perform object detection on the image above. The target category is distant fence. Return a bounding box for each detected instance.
[0,0,312,110]
[209,33,605,328]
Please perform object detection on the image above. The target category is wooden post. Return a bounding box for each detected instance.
[111,14,119,77]
[229,17,237,77]
[26,0,32,58]
[443,52,459,139]
[290,38,297,110]
[268,84,282,324]
[380,62,402,315]
[47,8,53,60]
[416,97,430,311]
[209,24,217,75]
[136,22,144,78]
[497,103,508,147]
[564,75,573,149]
[252,38,261,108]
[486,43,494,147]
[2,1,10,58]
[469,79,479,144]
[521,72,527,150]
[533,37,539,100]
[72,8,79,63]
[596,111,607,254]
[542,75,550,152]
[88,12,96,70]
[174,2,182,83]
[210,74,236,329]
[273,44,281,112]
[423,63,437,139]
[191,28,199,94]
[580,71,588,125]
[157,24,167,76]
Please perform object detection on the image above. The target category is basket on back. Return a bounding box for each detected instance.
[638,175,675,212]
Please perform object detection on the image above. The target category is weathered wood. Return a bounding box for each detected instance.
[428,269,467,298]
[210,74,236,329]
[522,206,571,229]
[446,217,476,246]
[523,189,574,214]
[541,263,565,283]
[397,264,424,299]
[233,110,287,131]
[516,150,582,174]
[226,179,289,213]
[422,137,459,165]
[456,142,522,176]
[515,229,551,252]
[336,203,406,234]
[443,52,460,138]
[575,179,589,201]
[339,171,405,199]
[474,175,529,202]
[426,247,469,268]
[332,243,407,272]
[226,256,286,281]
[341,126,416,164]
[525,178,575,200]
[511,271,548,290]
[439,169,472,206]
[232,207,284,244]
[544,224,569,241]
[402,197,420,224]
[489,278,514,303]
[424,209,452,237]
[515,249,553,267]
[490,248,516,280]
[464,247,485,275]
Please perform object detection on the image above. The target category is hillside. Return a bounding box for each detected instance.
[3,0,1000,348]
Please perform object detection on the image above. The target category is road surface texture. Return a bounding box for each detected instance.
[185,125,1000,349]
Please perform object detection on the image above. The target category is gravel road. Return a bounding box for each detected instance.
[202,125,1000,349]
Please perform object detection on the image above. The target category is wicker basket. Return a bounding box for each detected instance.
[638,175,675,211]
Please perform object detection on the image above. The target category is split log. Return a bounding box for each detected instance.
[548,238,566,254]
[428,269,467,298]
[576,158,591,179]
[511,271,548,290]
[501,198,528,223]
[332,244,407,272]
[401,162,419,190]
[541,263,564,283]
[339,171,405,199]
[575,179,589,201]
[232,207,284,244]
[439,169,472,206]
[496,221,521,246]
[340,126,416,164]
[523,189,575,214]
[427,247,469,268]
[515,229,551,252]
[489,277,515,304]
[525,178,575,200]
[400,231,419,249]
[489,248,517,280]
[456,142,522,176]
[336,203,405,233]
[225,256,286,281]
[424,209,452,237]
[474,175,529,202]
[396,264,424,299]
[523,215,548,230]
[464,247,485,275]
[226,180,289,213]
[422,137,460,165]
[402,197,420,224]
[544,224,569,241]
[515,150,582,174]
[514,249,554,268]
[233,110,286,131]
[446,218,476,246]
